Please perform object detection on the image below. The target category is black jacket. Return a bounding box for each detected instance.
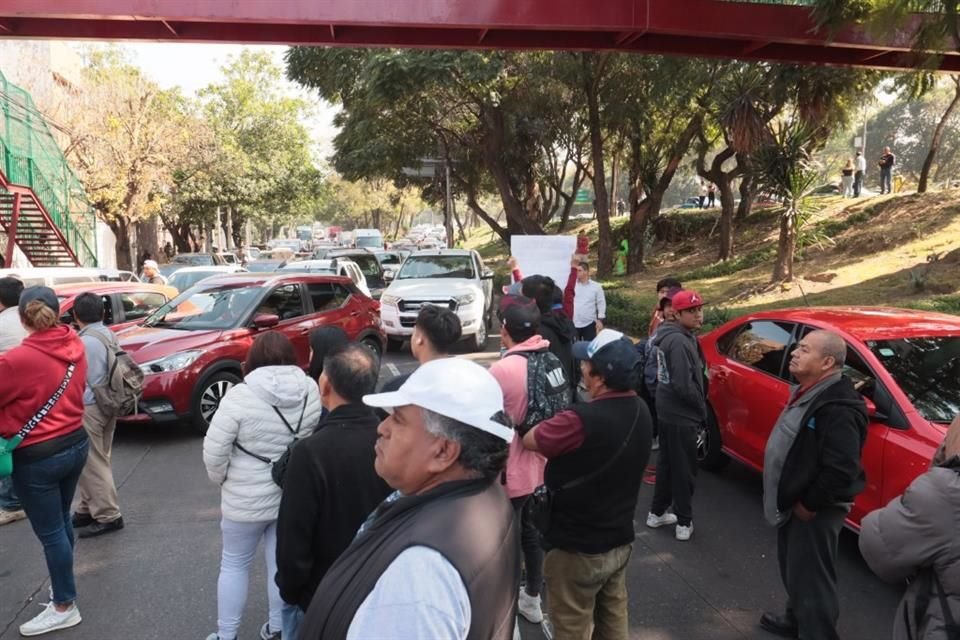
[653,321,707,423]
[539,311,576,390]
[777,377,868,513]
[275,403,391,612]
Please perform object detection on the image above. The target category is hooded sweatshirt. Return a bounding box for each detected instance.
[489,334,551,498]
[653,321,706,423]
[203,365,323,522]
[540,313,576,390]
[0,324,88,456]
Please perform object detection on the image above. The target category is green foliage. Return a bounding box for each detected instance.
[604,290,653,337]
[680,247,777,280]
[904,294,960,315]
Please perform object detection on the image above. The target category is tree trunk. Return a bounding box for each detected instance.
[772,206,797,282]
[736,171,755,221]
[582,53,612,277]
[609,148,620,215]
[109,218,132,271]
[480,106,545,236]
[452,198,467,244]
[918,77,960,193]
[465,192,510,246]
[717,177,736,261]
[135,216,159,266]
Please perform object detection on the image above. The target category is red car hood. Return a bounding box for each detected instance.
[116,325,225,364]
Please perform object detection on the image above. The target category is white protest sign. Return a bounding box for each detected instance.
[510,235,577,289]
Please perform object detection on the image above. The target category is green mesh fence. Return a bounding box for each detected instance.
[0,69,97,266]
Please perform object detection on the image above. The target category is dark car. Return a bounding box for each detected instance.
[116,273,385,434]
[326,248,386,299]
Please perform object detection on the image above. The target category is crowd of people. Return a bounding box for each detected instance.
[1,244,958,640]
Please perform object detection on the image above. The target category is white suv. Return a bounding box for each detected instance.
[379,249,494,351]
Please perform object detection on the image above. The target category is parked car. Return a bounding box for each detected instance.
[679,197,702,209]
[167,265,247,294]
[169,253,227,267]
[116,273,385,434]
[354,228,385,250]
[379,249,494,352]
[245,259,287,273]
[55,282,180,332]
[326,248,387,299]
[217,252,240,265]
[280,258,371,298]
[372,250,408,278]
[699,307,960,530]
[0,267,136,287]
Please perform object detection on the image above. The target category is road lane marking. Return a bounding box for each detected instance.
[386,363,400,377]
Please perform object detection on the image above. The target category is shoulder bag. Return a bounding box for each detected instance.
[0,362,77,478]
[529,405,641,534]
[233,396,308,488]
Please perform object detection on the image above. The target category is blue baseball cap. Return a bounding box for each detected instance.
[572,329,639,382]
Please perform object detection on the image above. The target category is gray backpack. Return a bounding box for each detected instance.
[83,328,144,416]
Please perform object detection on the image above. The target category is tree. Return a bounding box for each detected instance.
[908,74,960,192]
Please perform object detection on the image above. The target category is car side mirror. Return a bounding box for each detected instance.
[863,397,888,423]
[384,270,395,281]
[252,313,280,329]
[481,269,494,280]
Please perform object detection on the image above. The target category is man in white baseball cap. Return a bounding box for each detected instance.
[141,260,167,285]
[298,357,521,640]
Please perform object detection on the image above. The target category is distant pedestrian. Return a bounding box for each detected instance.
[490,295,569,627]
[841,159,855,197]
[0,277,27,527]
[858,415,960,640]
[879,146,896,194]
[854,150,866,197]
[71,293,124,538]
[0,286,89,636]
[142,259,167,285]
[576,230,590,257]
[379,305,461,394]
[760,330,867,640]
[299,358,519,640]
[523,329,652,640]
[646,289,706,541]
[202,332,323,640]
[573,260,606,342]
[276,345,389,640]
[648,277,682,337]
[707,183,716,208]
[699,181,708,209]
[163,242,174,262]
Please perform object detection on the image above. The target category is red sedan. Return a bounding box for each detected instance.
[699,307,960,529]
[116,273,385,434]
[55,282,180,332]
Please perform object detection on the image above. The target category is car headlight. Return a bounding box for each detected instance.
[139,350,202,374]
[455,292,477,305]
[380,294,400,306]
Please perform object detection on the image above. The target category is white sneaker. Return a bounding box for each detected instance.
[676,523,694,541]
[646,511,678,528]
[259,622,280,640]
[651,436,660,451]
[0,508,26,526]
[19,602,81,636]
[517,589,544,623]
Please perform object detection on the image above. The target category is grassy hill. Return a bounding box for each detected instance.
[465,190,960,337]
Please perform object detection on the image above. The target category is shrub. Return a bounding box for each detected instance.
[679,247,776,280]
[605,290,653,337]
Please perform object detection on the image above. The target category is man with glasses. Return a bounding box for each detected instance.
[646,290,707,541]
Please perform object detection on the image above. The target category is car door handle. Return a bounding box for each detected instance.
[350,311,360,317]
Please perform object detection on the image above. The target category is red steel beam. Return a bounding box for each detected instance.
[0,0,956,72]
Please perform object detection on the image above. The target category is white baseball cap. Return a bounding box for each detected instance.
[143,259,159,269]
[363,357,513,442]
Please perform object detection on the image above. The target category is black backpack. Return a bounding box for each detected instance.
[508,349,571,435]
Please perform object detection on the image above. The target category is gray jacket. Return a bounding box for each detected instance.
[859,459,960,640]
[653,321,706,424]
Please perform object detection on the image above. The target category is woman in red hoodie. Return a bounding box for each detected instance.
[0,286,88,637]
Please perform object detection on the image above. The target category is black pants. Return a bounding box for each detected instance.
[853,171,863,196]
[777,506,847,640]
[649,415,698,526]
[575,323,597,342]
[880,168,892,194]
[511,495,544,596]
[707,192,715,207]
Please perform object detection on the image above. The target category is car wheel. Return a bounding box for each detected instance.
[361,337,383,367]
[697,405,730,471]
[191,371,241,436]
[485,305,494,331]
[471,321,487,352]
[386,337,404,352]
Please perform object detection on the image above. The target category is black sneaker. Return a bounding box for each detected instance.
[71,512,94,528]
[759,611,799,638]
[77,516,124,539]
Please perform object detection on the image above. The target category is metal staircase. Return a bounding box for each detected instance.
[0,70,97,267]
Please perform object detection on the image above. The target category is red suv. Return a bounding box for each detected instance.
[699,307,960,529]
[116,273,385,434]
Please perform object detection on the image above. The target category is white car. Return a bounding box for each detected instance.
[279,259,371,298]
[0,267,140,287]
[379,249,494,352]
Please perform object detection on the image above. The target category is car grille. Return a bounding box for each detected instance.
[398,299,458,313]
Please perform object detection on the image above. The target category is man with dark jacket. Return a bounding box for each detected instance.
[275,345,389,639]
[298,357,519,640]
[522,273,577,392]
[523,329,652,639]
[760,330,867,640]
[646,289,706,541]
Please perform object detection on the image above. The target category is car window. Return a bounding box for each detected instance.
[60,295,113,326]
[727,320,796,379]
[307,282,352,313]
[868,336,960,424]
[350,255,381,277]
[257,284,305,321]
[119,292,167,322]
[397,255,476,279]
[798,325,876,400]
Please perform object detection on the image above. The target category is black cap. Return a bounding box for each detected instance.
[498,295,540,332]
[19,285,60,316]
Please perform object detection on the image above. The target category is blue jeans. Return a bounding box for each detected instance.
[12,438,90,605]
[0,474,21,510]
[282,602,304,640]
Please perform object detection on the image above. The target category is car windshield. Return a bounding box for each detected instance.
[356,236,382,248]
[172,254,214,265]
[168,270,224,293]
[397,255,475,280]
[868,336,960,423]
[143,284,261,330]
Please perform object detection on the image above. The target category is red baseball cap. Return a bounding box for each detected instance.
[671,289,705,312]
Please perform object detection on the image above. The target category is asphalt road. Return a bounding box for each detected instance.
[0,332,903,640]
